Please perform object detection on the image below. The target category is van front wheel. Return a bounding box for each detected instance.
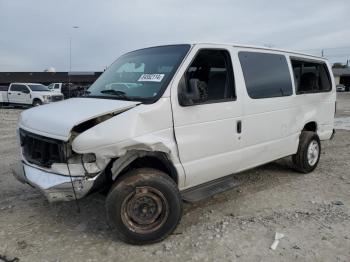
[106,168,182,245]
[292,131,321,173]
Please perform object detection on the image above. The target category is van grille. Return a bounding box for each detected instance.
[19,129,65,167]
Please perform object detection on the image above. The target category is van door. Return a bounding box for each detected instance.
[237,50,298,170]
[171,47,243,188]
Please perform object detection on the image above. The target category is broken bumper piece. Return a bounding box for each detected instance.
[12,162,100,202]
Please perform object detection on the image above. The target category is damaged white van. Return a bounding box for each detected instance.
[13,44,336,244]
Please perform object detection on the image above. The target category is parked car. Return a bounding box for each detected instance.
[336,84,346,92]
[12,43,336,244]
[0,83,64,107]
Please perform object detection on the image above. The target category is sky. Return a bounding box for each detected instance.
[0,0,350,72]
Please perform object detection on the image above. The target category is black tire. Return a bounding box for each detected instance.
[106,168,182,245]
[32,99,42,106]
[292,131,321,173]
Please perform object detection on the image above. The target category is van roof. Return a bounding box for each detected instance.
[191,43,326,61]
[138,43,327,61]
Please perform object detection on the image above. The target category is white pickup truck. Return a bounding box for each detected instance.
[0,83,64,106]
[47,82,63,93]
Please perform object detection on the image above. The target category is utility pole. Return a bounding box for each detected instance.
[321,49,324,57]
[68,26,79,98]
[68,37,72,98]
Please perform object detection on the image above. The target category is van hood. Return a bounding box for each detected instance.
[19,98,140,141]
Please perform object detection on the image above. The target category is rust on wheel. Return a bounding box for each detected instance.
[121,186,169,234]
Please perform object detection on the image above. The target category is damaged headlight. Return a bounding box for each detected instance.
[81,153,100,178]
[82,153,96,163]
[66,152,96,164]
[50,152,100,178]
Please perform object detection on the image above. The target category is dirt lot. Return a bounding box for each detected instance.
[1,93,350,262]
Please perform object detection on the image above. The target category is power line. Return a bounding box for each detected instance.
[297,46,350,52]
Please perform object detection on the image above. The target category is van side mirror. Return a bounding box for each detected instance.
[178,77,202,106]
[22,89,30,94]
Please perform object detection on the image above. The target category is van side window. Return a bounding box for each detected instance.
[291,59,331,94]
[239,52,293,99]
[182,49,235,104]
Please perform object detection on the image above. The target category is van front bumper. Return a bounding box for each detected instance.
[12,162,100,202]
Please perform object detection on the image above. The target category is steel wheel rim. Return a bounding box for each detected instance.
[121,186,169,234]
[307,140,319,166]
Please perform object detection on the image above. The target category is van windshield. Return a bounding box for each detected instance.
[86,45,191,103]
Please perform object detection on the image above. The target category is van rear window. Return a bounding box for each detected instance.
[239,52,293,99]
[291,59,332,94]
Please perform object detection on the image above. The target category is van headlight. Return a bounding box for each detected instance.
[82,153,96,163]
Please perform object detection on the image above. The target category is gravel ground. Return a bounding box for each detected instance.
[0,93,350,262]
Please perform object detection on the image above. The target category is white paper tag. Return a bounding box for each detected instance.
[138,74,165,82]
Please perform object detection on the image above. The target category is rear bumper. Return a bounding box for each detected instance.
[12,161,100,202]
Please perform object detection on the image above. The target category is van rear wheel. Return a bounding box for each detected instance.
[106,168,182,245]
[292,131,321,173]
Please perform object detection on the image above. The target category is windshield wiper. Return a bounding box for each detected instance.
[86,89,144,102]
[100,89,129,99]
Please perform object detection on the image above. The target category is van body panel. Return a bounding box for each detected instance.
[172,45,335,189]
[234,49,298,167]
[170,45,244,188]
[20,98,140,141]
[289,60,336,140]
[71,97,187,187]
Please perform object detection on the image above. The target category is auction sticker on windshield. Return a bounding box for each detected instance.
[138,74,165,82]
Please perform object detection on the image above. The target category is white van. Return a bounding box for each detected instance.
[12,43,336,244]
[0,83,63,106]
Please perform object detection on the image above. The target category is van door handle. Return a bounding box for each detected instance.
[237,120,242,134]
[17,93,21,95]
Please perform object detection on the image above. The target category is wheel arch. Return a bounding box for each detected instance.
[110,150,179,185]
[302,121,317,133]
[32,97,43,104]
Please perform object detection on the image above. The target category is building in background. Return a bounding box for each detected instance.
[0,71,102,87]
[333,68,350,89]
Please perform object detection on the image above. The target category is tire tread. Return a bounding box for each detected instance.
[292,131,321,173]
